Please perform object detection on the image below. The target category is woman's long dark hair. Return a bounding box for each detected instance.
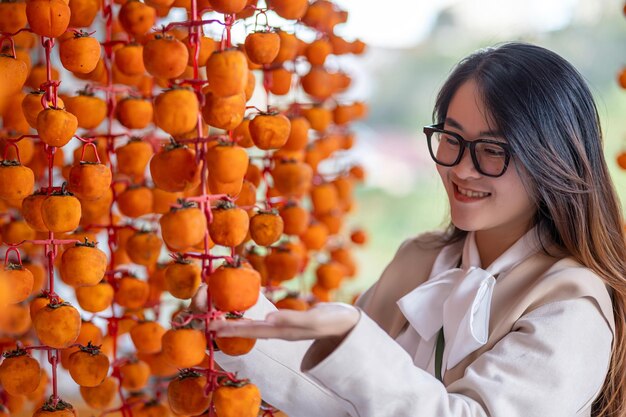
[429,42,626,416]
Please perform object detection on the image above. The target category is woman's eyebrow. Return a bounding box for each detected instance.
[445,117,503,137]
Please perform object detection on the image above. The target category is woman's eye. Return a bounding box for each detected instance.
[483,146,505,157]
[444,135,459,146]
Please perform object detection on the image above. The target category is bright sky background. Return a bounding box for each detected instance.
[332,0,606,48]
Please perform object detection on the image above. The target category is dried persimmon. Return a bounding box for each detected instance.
[75,280,114,313]
[154,87,199,136]
[208,200,249,247]
[119,358,151,391]
[59,31,101,74]
[126,231,163,266]
[36,107,78,148]
[164,257,201,300]
[130,320,166,354]
[25,0,70,38]
[167,370,212,415]
[60,238,107,287]
[244,31,280,65]
[0,160,34,201]
[41,187,81,233]
[0,349,41,396]
[114,276,150,309]
[160,202,207,251]
[68,342,110,387]
[143,34,189,79]
[208,257,260,311]
[249,209,283,246]
[32,301,81,349]
[205,49,248,97]
[206,141,248,183]
[161,327,206,368]
[213,379,261,417]
[0,263,33,304]
[68,162,112,201]
[249,112,291,150]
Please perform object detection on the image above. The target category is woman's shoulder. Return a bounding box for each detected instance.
[519,255,615,333]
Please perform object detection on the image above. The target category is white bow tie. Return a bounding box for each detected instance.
[397,266,497,370]
[396,227,542,372]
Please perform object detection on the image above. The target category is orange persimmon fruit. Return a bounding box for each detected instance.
[265,246,300,283]
[167,370,212,415]
[21,90,65,129]
[249,112,291,150]
[244,31,280,65]
[36,107,78,148]
[115,137,153,178]
[161,327,207,368]
[118,0,156,37]
[32,301,81,349]
[114,43,146,76]
[116,185,154,218]
[315,261,345,290]
[68,0,99,27]
[68,342,110,387]
[208,257,260,311]
[205,141,248,183]
[32,398,77,417]
[64,91,107,130]
[249,209,283,246]
[213,379,261,417]
[201,91,246,131]
[75,280,114,313]
[205,49,248,97]
[59,31,101,74]
[130,320,166,354]
[0,1,27,34]
[59,238,107,287]
[114,276,150,309]
[208,0,246,14]
[279,201,309,236]
[41,187,81,233]
[116,98,153,130]
[80,376,118,409]
[270,159,312,198]
[119,358,150,391]
[68,162,112,201]
[143,147,189,199]
[25,0,70,38]
[0,350,41,396]
[143,34,189,79]
[266,0,308,20]
[153,87,199,136]
[0,160,34,201]
[164,257,201,300]
[208,200,249,247]
[160,202,207,251]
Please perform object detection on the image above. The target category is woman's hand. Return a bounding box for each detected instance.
[207,302,361,342]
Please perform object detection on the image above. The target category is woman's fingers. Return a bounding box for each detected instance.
[209,319,314,340]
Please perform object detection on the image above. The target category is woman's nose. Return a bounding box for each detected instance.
[450,147,481,179]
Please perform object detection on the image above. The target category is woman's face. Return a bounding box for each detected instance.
[436,79,536,238]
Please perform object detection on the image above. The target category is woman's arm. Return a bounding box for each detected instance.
[300,297,612,417]
[198,288,354,417]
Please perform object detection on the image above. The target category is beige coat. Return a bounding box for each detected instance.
[356,231,615,389]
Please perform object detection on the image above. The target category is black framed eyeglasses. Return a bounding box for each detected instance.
[423,123,512,177]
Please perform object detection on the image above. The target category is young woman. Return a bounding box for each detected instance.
[199,42,626,417]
